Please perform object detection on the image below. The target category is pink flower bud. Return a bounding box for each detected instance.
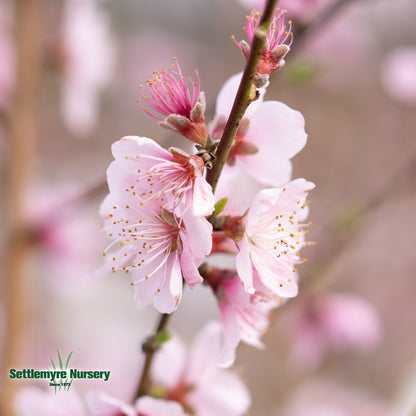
[138,58,208,146]
[234,9,293,75]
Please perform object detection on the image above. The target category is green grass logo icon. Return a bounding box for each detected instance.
[49,350,74,394]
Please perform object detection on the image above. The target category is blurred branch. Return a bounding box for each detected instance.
[1,1,44,415]
[206,0,279,192]
[292,0,356,51]
[300,146,416,293]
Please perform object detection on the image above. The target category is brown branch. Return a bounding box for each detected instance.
[300,146,416,293]
[135,313,171,398]
[1,1,45,415]
[206,0,279,192]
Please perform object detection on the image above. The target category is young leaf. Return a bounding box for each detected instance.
[213,197,228,216]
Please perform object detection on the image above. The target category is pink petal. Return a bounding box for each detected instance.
[189,370,251,416]
[132,256,167,311]
[104,161,142,205]
[272,178,315,222]
[153,253,183,313]
[214,72,263,121]
[214,164,264,214]
[182,213,212,265]
[151,337,187,389]
[218,303,241,367]
[179,230,204,289]
[135,397,185,416]
[192,177,215,217]
[87,390,136,416]
[239,154,292,188]
[245,187,282,235]
[250,249,298,297]
[111,136,171,173]
[244,100,307,159]
[186,321,223,384]
[235,237,254,293]
[214,82,307,187]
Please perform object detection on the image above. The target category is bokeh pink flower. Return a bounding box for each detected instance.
[88,392,186,416]
[151,322,251,416]
[61,0,115,136]
[288,293,382,368]
[380,47,416,105]
[14,387,88,416]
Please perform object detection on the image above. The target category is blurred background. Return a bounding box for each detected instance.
[1,0,416,414]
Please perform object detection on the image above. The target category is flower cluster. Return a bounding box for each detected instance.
[98,6,316,414]
[100,136,214,313]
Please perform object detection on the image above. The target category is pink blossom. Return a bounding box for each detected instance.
[380,47,416,105]
[236,178,315,297]
[88,392,186,416]
[25,183,102,288]
[100,200,212,313]
[138,58,208,146]
[289,293,382,368]
[234,9,293,75]
[212,72,307,187]
[61,0,115,136]
[150,321,251,416]
[100,137,213,313]
[88,323,250,415]
[14,387,88,416]
[108,136,214,217]
[207,268,283,365]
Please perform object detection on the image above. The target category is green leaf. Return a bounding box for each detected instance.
[154,330,170,346]
[213,197,228,216]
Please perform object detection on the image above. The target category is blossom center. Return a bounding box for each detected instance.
[104,204,182,279]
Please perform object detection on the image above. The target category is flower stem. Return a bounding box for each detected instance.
[206,0,279,193]
[135,313,171,398]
